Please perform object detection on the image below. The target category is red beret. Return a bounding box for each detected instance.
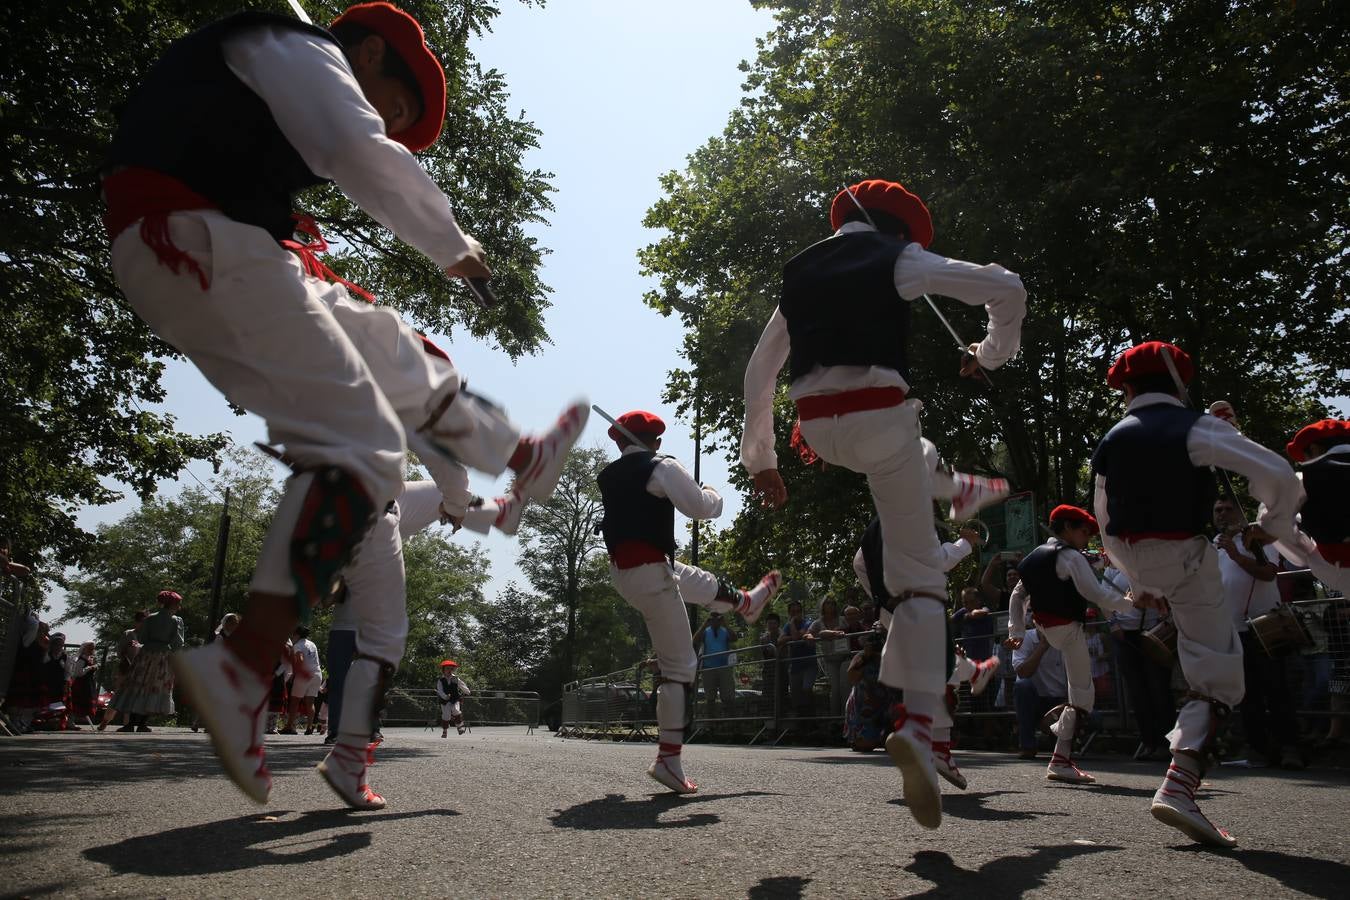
[1286,419,1350,463]
[332,3,447,153]
[1106,341,1194,390]
[830,180,934,248]
[157,590,183,605]
[608,410,666,444]
[1049,504,1099,535]
[440,659,458,668]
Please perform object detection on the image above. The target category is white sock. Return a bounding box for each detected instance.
[932,725,952,744]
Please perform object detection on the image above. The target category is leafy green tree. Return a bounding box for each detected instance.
[62,445,280,648]
[641,0,1347,587]
[457,582,557,690]
[394,527,492,690]
[516,446,608,681]
[1,0,554,575]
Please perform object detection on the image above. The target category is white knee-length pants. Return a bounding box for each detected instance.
[1106,536,1244,756]
[113,213,520,598]
[798,400,947,695]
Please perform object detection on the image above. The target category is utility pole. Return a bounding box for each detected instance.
[205,488,231,643]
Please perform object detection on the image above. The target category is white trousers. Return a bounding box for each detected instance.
[111,212,408,597]
[323,290,520,479]
[335,481,444,739]
[610,561,735,687]
[799,400,946,695]
[1108,536,1244,756]
[342,481,444,666]
[1040,622,1094,712]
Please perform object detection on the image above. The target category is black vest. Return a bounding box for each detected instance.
[780,230,910,382]
[1299,449,1350,544]
[105,11,337,240]
[858,516,887,601]
[597,453,677,559]
[1091,402,1216,537]
[438,676,461,703]
[1017,538,1089,622]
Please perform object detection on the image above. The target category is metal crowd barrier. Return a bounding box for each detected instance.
[557,588,1349,748]
[382,688,540,733]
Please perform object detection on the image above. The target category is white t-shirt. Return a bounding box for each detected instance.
[294,638,321,681]
[1215,537,1281,632]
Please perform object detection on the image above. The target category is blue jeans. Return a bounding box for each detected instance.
[325,629,357,736]
[1014,679,1064,750]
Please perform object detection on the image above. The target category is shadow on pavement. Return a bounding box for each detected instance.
[550,791,777,831]
[1171,846,1350,899]
[898,844,1120,898]
[747,874,811,898]
[83,808,458,876]
[0,736,433,795]
[0,813,101,860]
[887,790,1071,823]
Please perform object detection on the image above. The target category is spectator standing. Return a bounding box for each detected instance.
[1105,563,1174,761]
[981,553,1022,612]
[38,631,72,730]
[952,586,995,663]
[324,585,358,744]
[1011,626,1067,759]
[68,641,100,728]
[809,597,850,715]
[1213,498,1301,768]
[283,626,322,734]
[843,628,890,751]
[779,600,817,718]
[267,639,294,735]
[758,612,787,717]
[99,610,147,731]
[113,591,185,732]
[860,600,879,629]
[694,612,738,718]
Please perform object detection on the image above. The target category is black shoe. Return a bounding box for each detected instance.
[1132,742,1149,761]
[115,725,134,733]
[322,733,337,745]
[1280,746,1306,770]
[278,728,298,735]
[136,725,152,733]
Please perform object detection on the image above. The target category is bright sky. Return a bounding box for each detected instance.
[49,0,775,645]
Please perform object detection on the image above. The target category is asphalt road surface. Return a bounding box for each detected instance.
[3,727,1347,898]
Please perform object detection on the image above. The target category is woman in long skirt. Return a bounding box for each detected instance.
[112,591,185,732]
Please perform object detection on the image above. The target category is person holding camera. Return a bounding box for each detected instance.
[694,612,739,719]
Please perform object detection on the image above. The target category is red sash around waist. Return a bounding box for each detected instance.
[794,386,907,421]
[609,541,671,570]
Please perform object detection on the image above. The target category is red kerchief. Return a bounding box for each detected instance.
[332,3,447,152]
[1049,504,1099,535]
[440,659,458,668]
[157,590,183,605]
[1286,419,1350,462]
[608,410,666,444]
[1106,341,1194,389]
[830,180,934,248]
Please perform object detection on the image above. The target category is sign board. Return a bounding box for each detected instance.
[1003,492,1038,553]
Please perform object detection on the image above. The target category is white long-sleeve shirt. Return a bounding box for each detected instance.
[223,26,476,269]
[619,445,724,521]
[741,222,1027,475]
[1094,394,1305,574]
[1008,543,1132,638]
